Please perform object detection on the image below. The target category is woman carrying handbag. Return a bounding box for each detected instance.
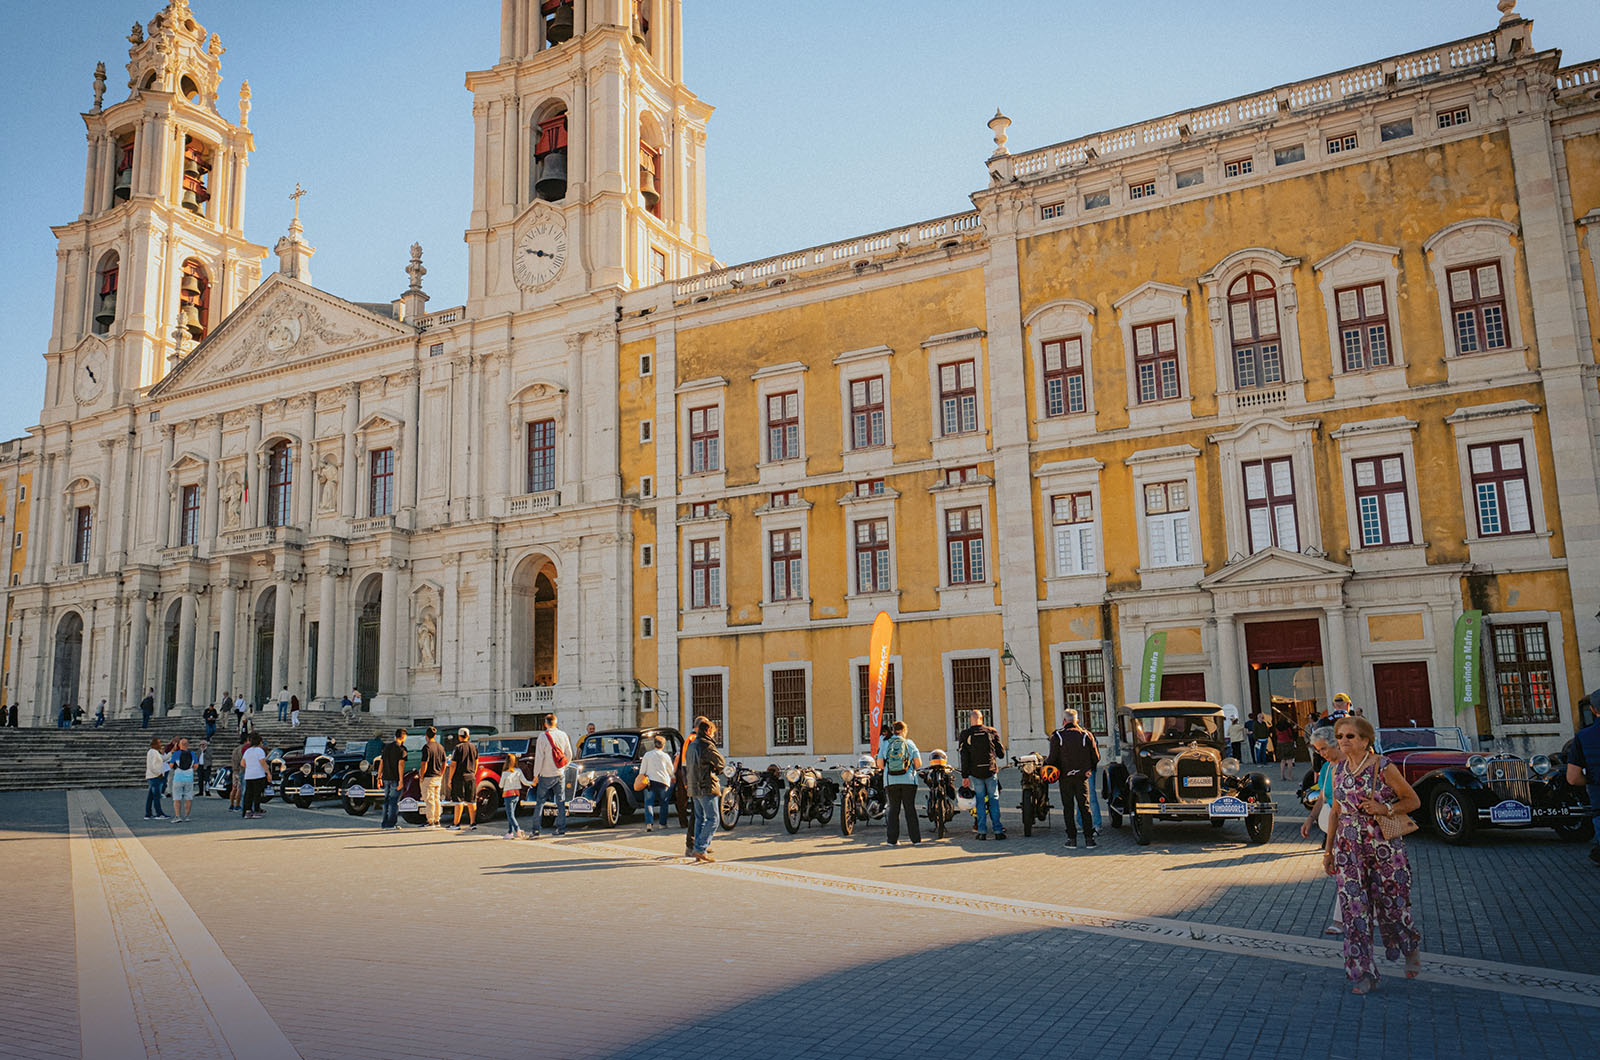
[1322,714,1423,994]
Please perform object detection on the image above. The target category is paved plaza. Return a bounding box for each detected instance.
[2,784,1598,1060]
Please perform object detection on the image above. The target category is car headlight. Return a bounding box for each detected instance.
[1467,755,1488,778]
[1022,761,1036,775]
[299,764,312,775]
[359,760,370,772]
[785,767,801,784]
[578,772,596,788]
[723,763,736,779]
[1530,754,1553,776]
[841,768,855,783]
[1221,757,1241,776]
[1155,759,1176,778]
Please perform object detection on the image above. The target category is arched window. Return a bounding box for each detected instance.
[179,75,200,103]
[541,0,574,47]
[266,441,293,527]
[178,259,211,341]
[181,136,212,216]
[112,131,136,204]
[93,253,119,334]
[532,107,568,203]
[1228,272,1282,391]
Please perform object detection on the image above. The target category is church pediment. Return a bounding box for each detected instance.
[1199,547,1351,589]
[151,274,411,396]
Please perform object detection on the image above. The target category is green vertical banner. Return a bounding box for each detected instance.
[1139,632,1168,702]
[1453,610,1483,715]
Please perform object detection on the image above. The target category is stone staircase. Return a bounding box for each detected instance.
[0,711,385,793]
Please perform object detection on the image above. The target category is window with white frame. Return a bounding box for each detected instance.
[854,518,891,593]
[640,543,653,567]
[1424,220,1523,373]
[1228,272,1283,390]
[1051,493,1097,576]
[770,667,807,746]
[848,376,886,449]
[689,538,721,609]
[1143,481,1193,567]
[1489,622,1558,724]
[639,419,652,444]
[944,506,985,585]
[1040,201,1065,220]
[766,391,799,462]
[1437,106,1471,129]
[1128,180,1156,200]
[1043,337,1087,416]
[1468,441,1533,537]
[641,615,653,638]
[1060,649,1109,737]
[1224,157,1253,178]
[1241,458,1298,553]
[1335,283,1392,372]
[1133,320,1180,403]
[1351,455,1412,547]
[688,405,720,473]
[769,528,803,601]
[1447,262,1509,355]
[938,361,978,436]
[1326,132,1358,154]
[525,420,556,493]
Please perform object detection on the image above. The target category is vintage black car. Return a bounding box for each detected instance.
[283,736,379,811]
[1105,701,1275,845]
[1377,726,1593,844]
[562,727,684,827]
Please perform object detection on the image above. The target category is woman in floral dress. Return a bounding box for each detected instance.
[1322,714,1423,994]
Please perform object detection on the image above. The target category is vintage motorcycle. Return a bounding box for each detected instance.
[1013,753,1055,837]
[719,761,783,828]
[920,751,958,839]
[782,765,840,833]
[839,757,887,836]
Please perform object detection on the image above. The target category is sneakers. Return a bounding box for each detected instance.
[469,825,478,832]
[555,830,566,836]
[693,851,716,863]
[1085,836,1097,848]
[144,815,154,820]
[1065,836,1078,848]
[646,824,654,832]
[976,833,988,841]
[994,832,1007,840]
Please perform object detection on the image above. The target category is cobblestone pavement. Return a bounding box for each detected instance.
[4,786,1598,1060]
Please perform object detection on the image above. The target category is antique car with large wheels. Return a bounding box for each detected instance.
[1377,726,1593,845]
[1104,701,1274,845]
[557,728,684,828]
[282,736,378,811]
[392,727,498,823]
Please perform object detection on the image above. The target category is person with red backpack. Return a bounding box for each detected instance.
[876,720,924,846]
[527,713,573,838]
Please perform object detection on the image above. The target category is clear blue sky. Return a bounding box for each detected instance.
[1,1,1595,441]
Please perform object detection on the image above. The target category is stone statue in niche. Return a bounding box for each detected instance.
[416,611,437,669]
[316,454,339,513]
[220,472,243,529]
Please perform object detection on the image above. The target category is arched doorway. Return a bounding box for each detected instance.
[161,600,182,716]
[51,612,84,718]
[509,555,557,690]
[355,575,381,708]
[252,587,276,709]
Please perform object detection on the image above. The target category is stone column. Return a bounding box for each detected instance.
[298,396,316,525]
[341,383,359,517]
[273,573,292,691]
[176,593,196,712]
[215,578,237,700]
[113,433,134,566]
[190,590,212,712]
[77,604,96,712]
[378,563,399,697]
[245,405,262,527]
[1214,612,1242,712]
[96,439,115,570]
[204,414,222,542]
[1324,605,1352,704]
[402,369,421,514]
[316,565,337,707]
[125,593,149,715]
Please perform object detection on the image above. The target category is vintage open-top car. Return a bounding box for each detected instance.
[1376,726,1592,844]
[1105,701,1275,845]
[563,727,684,827]
[281,736,379,811]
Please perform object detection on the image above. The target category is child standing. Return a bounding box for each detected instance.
[499,751,530,838]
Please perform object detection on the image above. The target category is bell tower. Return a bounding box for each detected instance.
[43,0,266,419]
[464,0,716,316]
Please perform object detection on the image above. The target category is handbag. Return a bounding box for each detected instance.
[633,772,649,792]
[1363,755,1418,839]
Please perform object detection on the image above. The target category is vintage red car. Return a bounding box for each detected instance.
[1377,726,1592,844]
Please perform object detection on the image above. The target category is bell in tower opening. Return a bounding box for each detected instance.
[632,0,652,48]
[533,111,568,202]
[182,136,212,215]
[542,0,573,46]
[113,131,135,202]
[178,259,210,341]
[93,254,120,334]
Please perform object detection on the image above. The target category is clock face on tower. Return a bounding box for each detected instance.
[513,221,569,291]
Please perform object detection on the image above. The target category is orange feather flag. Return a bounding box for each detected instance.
[867,610,894,757]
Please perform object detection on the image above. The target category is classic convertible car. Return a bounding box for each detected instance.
[1104,701,1275,845]
[281,736,380,811]
[1377,726,1592,844]
[562,728,684,827]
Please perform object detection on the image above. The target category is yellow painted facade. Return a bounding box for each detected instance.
[1,465,30,708]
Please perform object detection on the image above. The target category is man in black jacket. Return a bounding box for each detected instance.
[957,709,1006,840]
[1045,709,1100,849]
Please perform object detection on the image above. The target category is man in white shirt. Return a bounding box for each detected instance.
[527,714,573,838]
[639,734,675,832]
[277,685,291,723]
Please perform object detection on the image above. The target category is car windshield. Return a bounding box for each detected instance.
[580,734,639,759]
[480,738,532,755]
[1377,727,1470,753]
[301,736,331,755]
[1132,714,1222,744]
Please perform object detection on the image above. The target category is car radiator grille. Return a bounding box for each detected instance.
[1486,759,1531,804]
[1175,756,1219,801]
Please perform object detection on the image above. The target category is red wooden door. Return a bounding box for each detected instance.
[1372,662,1431,728]
[1160,671,1207,701]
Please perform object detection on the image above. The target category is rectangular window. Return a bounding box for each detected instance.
[1083,191,1110,210]
[428,342,444,357]
[770,490,798,508]
[1380,118,1414,141]
[650,248,668,286]
[640,544,653,567]
[1132,320,1180,403]
[526,419,556,493]
[1447,262,1509,355]
[639,353,652,377]
[1175,168,1204,189]
[951,657,993,728]
[848,376,886,449]
[639,420,652,443]
[368,447,395,516]
[179,484,200,546]
[640,475,653,498]
[1241,458,1298,554]
[857,662,897,743]
[766,390,800,462]
[689,538,722,609]
[1490,622,1558,724]
[1335,283,1392,372]
[1040,201,1065,220]
[769,529,803,602]
[691,672,724,733]
[690,502,715,519]
[854,518,891,593]
[1042,337,1087,416]
[1060,649,1108,737]
[1437,106,1471,129]
[771,668,807,746]
[687,405,721,473]
[945,506,986,584]
[641,616,653,638]
[73,506,92,564]
[938,360,979,436]
[945,466,978,486]
[855,479,884,497]
[1051,492,1097,576]
[1468,441,1533,537]
[1326,133,1358,154]
[1224,157,1254,178]
[1144,481,1194,567]
[1273,144,1305,166]
[267,443,293,527]
[1128,180,1156,200]
[13,532,20,548]
[1351,455,1412,547]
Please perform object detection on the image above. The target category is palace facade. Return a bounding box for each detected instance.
[5,1,1599,758]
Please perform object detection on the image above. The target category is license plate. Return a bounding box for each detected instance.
[1181,777,1213,789]
[299,784,315,797]
[1208,796,1249,818]
[568,797,594,813]
[345,785,367,801]
[398,798,419,813]
[1489,800,1532,824]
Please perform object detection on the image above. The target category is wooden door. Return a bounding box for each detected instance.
[1372,662,1431,728]
[1160,671,1207,701]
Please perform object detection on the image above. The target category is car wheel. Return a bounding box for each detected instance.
[783,790,802,834]
[1245,813,1273,844]
[840,790,856,837]
[1130,812,1154,846]
[599,786,621,828]
[719,788,740,831]
[1429,786,1474,844]
[401,811,424,826]
[293,793,313,810]
[342,792,372,817]
[475,785,500,823]
[1021,789,1034,837]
